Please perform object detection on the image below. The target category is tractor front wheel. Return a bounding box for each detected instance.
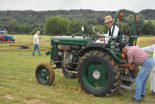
[35,63,55,86]
[78,51,120,97]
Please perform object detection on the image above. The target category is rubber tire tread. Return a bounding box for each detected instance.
[35,63,55,86]
[78,51,120,97]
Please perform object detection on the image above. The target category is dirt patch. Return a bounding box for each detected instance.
[24,97,46,104]
[4,94,14,100]
[56,98,80,104]
[53,83,83,93]
[0,94,5,97]
[0,86,9,91]
[0,93,14,100]
[34,95,43,99]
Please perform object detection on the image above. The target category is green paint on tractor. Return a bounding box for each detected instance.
[37,9,139,97]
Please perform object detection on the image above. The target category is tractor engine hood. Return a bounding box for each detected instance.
[51,36,91,45]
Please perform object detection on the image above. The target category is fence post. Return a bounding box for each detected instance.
[19,37,21,55]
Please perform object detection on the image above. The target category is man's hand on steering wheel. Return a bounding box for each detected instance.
[99,37,105,41]
[93,27,104,35]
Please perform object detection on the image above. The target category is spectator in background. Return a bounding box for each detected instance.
[32,31,41,56]
[142,44,155,94]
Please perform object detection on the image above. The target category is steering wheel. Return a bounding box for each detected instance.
[93,27,104,35]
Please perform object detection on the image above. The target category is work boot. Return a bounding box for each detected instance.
[130,98,141,103]
[141,95,145,100]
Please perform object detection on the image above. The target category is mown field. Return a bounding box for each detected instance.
[0,35,155,104]
[145,20,155,25]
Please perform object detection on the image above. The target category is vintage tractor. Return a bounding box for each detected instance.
[0,31,15,43]
[35,9,139,97]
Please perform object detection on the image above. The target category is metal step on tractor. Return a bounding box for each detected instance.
[35,9,139,97]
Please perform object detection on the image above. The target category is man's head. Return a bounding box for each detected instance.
[37,31,40,35]
[104,15,114,27]
[122,46,128,55]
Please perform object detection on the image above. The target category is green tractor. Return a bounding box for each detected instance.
[35,9,139,97]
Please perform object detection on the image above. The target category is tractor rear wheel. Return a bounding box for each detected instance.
[78,51,120,97]
[35,63,55,86]
[62,68,76,79]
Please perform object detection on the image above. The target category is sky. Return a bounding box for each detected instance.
[0,0,154,12]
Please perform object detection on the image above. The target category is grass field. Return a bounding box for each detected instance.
[0,35,155,104]
[145,20,155,25]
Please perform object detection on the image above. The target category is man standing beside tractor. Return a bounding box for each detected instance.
[96,15,120,43]
[120,46,154,103]
[32,31,42,56]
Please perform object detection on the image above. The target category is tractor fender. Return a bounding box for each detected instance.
[77,46,124,63]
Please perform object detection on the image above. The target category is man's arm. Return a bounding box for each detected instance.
[142,44,155,52]
[34,39,37,44]
[119,62,132,68]
[129,63,138,70]
[120,62,138,70]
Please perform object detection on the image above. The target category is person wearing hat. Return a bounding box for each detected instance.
[120,45,154,102]
[96,15,120,43]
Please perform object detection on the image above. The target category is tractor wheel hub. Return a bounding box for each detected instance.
[93,70,100,79]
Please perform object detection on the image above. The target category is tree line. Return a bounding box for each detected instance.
[0,9,154,35]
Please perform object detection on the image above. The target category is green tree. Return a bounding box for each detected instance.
[31,28,44,35]
[7,19,19,33]
[70,19,90,35]
[44,16,70,35]
[141,20,155,35]
[19,23,30,33]
[125,14,145,35]
[136,15,145,35]
[0,24,6,30]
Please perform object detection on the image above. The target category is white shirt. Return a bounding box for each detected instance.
[34,33,39,44]
[95,25,119,44]
[104,25,119,43]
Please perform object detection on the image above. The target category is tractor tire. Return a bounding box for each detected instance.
[62,68,76,79]
[78,51,120,97]
[35,63,55,86]
[121,67,139,86]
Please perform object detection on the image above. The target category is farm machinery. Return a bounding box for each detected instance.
[35,9,139,97]
[0,30,15,43]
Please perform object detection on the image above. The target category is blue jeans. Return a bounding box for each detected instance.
[32,44,41,55]
[134,57,154,99]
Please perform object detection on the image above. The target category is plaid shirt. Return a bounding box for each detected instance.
[127,46,149,66]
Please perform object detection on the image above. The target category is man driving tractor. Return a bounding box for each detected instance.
[96,15,120,43]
